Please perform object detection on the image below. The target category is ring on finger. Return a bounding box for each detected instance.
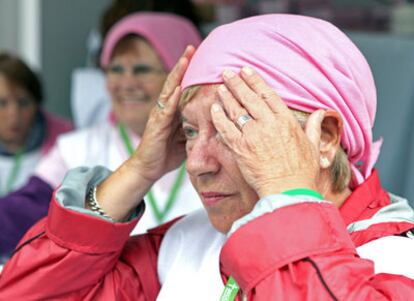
[236,113,253,130]
[156,99,165,110]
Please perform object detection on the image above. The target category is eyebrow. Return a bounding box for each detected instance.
[180,114,188,123]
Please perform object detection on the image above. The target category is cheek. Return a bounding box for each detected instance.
[185,140,193,155]
[219,146,257,197]
[106,80,117,96]
[23,106,38,125]
[146,80,164,97]
[218,144,239,173]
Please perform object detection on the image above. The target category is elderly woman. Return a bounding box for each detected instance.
[1,14,413,300]
[0,13,201,259]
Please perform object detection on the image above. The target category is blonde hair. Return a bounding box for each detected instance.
[180,85,351,192]
[179,85,200,111]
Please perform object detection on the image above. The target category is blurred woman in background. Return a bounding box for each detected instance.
[0,53,72,196]
[0,12,201,259]
[75,0,202,128]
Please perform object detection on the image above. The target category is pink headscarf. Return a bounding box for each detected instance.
[100,12,202,71]
[182,14,382,186]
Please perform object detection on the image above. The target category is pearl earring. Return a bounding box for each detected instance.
[320,156,330,169]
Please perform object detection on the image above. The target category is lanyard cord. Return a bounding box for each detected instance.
[1,148,24,195]
[117,123,186,223]
[220,276,240,301]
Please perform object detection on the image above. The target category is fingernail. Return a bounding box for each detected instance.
[319,110,326,119]
[241,66,254,76]
[212,103,221,112]
[223,69,236,79]
[218,84,228,93]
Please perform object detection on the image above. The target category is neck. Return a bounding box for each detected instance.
[317,171,352,208]
[0,139,24,155]
[132,126,144,137]
[119,122,143,138]
[324,187,352,208]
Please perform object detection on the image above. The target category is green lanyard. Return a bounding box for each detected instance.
[118,123,186,223]
[1,148,24,195]
[220,276,240,301]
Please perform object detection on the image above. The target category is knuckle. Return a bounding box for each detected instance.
[249,75,262,86]
[228,76,242,88]
[159,92,169,100]
[259,90,274,100]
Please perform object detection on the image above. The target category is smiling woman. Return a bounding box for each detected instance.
[0,12,201,260]
[105,34,167,136]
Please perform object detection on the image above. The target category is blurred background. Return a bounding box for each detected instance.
[1,0,413,203]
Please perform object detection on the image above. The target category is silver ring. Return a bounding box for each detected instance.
[156,99,165,110]
[236,114,252,130]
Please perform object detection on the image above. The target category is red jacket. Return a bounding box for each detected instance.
[0,170,413,300]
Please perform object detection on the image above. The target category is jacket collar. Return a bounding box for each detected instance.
[340,169,390,226]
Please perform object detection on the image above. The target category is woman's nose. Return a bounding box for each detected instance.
[186,139,220,178]
[4,102,21,121]
[119,72,140,90]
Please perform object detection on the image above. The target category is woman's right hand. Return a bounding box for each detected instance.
[92,46,195,222]
[131,45,195,183]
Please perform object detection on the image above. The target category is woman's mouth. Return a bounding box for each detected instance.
[120,97,151,105]
[200,192,233,207]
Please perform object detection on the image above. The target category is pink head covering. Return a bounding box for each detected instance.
[100,12,201,71]
[182,14,382,186]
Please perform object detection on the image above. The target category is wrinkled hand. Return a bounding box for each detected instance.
[130,45,195,183]
[211,67,325,198]
[94,46,196,221]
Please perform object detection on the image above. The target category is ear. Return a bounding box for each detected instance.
[318,110,343,169]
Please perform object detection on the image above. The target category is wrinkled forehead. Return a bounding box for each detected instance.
[180,84,219,121]
[180,83,309,128]
[109,35,146,61]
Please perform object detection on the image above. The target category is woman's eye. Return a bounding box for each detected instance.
[132,65,153,75]
[107,65,124,74]
[0,98,7,108]
[17,98,33,108]
[183,127,198,139]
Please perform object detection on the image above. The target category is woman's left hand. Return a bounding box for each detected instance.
[211,67,325,198]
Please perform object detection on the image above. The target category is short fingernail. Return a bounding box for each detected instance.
[319,110,326,119]
[212,103,221,112]
[241,66,254,76]
[223,69,236,79]
[218,84,228,93]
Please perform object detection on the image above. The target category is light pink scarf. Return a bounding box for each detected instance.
[182,14,382,186]
[101,12,201,71]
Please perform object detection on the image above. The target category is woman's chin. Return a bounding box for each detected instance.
[207,213,236,234]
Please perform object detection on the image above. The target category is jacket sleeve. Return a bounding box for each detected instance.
[0,176,53,257]
[0,143,71,257]
[0,167,157,301]
[221,201,414,300]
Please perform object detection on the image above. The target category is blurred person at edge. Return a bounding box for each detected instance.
[0,13,201,261]
[0,53,72,197]
[1,14,414,300]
